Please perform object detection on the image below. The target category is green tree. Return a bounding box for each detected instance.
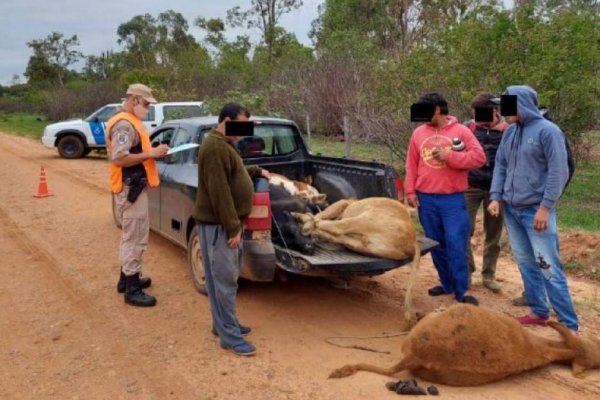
[84,50,126,80]
[227,0,304,66]
[117,11,210,99]
[25,32,82,87]
[156,10,199,67]
[195,18,226,50]
[312,0,501,55]
[117,14,159,69]
[195,16,255,94]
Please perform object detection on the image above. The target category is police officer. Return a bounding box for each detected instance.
[106,83,169,307]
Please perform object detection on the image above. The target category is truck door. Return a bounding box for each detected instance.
[159,124,197,246]
[148,126,177,230]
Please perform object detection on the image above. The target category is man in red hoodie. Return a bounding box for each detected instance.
[405,92,486,305]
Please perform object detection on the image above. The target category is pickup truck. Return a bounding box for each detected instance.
[112,116,437,294]
[41,101,207,159]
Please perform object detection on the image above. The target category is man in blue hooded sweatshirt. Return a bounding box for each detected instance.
[487,85,579,332]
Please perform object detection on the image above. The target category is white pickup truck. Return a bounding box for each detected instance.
[41,101,207,158]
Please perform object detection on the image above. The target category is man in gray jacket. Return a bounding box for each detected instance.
[488,85,579,332]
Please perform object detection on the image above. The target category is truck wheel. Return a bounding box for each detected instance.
[111,195,122,229]
[187,228,208,295]
[57,135,85,159]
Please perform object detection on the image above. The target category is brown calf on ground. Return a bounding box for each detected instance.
[329,304,600,386]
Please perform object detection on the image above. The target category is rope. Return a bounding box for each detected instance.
[325,330,411,354]
[271,214,294,257]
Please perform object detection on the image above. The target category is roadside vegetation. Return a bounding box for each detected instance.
[0,112,47,139]
[0,1,597,155]
[3,110,596,235]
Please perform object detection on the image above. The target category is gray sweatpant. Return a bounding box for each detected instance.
[197,224,246,347]
[114,186,149,276]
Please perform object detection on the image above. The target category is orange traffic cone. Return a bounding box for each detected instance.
[34,166,53,198]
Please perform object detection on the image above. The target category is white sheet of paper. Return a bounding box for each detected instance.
[166,143,200,155]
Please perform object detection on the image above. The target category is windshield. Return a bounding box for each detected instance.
[85,105,118,122]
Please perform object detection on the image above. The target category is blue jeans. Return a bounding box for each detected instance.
[502,203,579,330]
[417,192,470,300]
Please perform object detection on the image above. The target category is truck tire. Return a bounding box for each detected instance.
[187,228,207,295]
[111,195,122,229]
[57,135,85,159]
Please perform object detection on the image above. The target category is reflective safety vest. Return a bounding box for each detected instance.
[106,111,159,193]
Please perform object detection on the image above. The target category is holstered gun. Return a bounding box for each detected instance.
[124,170,148,203]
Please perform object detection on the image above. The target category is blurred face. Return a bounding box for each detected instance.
[222,113,250,143]
[427,106,446,127]
[473,108,499,128]
[133,96,151,119]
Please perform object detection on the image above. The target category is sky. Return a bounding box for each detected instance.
[0,0,323,85]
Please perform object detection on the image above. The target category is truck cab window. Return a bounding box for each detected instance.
[86,105,117,122]
[151,127,176,148]
[238,125,298,157]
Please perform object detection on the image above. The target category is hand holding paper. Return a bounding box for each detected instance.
[166,143,200,155]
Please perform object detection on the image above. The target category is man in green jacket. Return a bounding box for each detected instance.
[192,103,269,356]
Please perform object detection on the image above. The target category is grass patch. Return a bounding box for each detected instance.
[0,112,47,139]
[557,160,600,231]
[563,247,600,282]
[565,260,586,274]
[574,292,600,313]
[305,134,403,172]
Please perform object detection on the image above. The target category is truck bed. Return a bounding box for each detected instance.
[273,236,438,277]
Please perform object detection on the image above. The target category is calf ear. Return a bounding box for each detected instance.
[317,194,327,202]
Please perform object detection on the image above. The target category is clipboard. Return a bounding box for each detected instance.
[166,143,200,155]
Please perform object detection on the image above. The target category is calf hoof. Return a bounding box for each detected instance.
[427,385,439,395]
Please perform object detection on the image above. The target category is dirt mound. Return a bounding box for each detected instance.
[471,213,600,281]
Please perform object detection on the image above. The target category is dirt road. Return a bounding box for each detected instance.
[1,132,599,399]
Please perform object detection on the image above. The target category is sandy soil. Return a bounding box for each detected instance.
[0,132,599,400]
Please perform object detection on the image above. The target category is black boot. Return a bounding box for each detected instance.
[124,273,157,307]
[117,271,151,293]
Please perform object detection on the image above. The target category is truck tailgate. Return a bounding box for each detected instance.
[274,236,438,276]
